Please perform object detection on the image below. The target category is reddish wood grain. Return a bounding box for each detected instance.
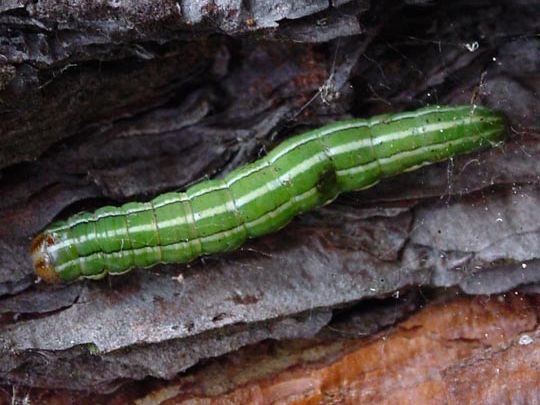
[151,294,540,404]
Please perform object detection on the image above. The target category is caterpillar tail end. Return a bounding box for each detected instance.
[31,233,61,283]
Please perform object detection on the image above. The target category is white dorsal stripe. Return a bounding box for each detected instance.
[49,105,475,232]
[47,114,490,254]
[55,187,319,272]
[52,125,496,272]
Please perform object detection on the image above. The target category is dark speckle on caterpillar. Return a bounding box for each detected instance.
[32,105,506,283]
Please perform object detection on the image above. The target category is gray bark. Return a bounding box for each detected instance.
[0,0,538,393]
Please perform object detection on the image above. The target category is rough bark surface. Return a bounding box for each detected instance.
[0,0,538,400]
[4,293,539,403]
[118,293,540,404]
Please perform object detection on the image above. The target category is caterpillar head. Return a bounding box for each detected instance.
[31,233,61,283]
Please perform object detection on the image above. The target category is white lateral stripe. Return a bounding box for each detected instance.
[328,138,372,155]
[234,152,326,207]
[55,187,319,272]
[377,131,486,165]
[53,125,492,273]
[52,130,456,271]
[50,105,472,232]
[48,114,490,254]
[336,160,380,177]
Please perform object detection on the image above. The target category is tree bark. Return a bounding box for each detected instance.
[0,0,538,401]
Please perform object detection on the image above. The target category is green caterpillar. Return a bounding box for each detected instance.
[32,105,506,283]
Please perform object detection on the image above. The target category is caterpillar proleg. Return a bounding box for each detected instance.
[32,105,506,283]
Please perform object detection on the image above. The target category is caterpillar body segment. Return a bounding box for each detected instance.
[32,105,506,283]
